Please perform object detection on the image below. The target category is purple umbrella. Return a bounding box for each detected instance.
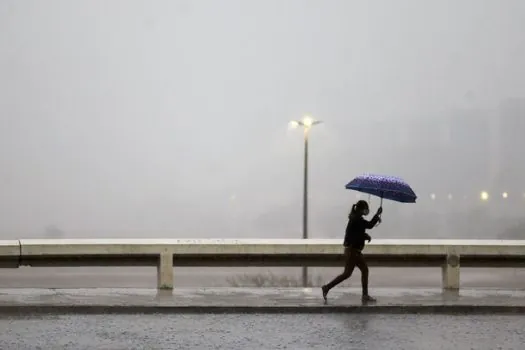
[345,173,417,206]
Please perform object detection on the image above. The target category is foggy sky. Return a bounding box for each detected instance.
[1,0,525,238]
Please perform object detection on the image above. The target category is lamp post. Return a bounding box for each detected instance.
[289,116,322,287]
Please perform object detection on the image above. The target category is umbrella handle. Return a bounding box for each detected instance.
[376,193,383,227]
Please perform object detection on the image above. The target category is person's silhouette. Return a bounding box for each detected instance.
[321,200,382,303]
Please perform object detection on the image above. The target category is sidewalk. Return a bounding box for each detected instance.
[1,287,524,314]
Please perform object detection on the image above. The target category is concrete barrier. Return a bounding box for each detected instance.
[0,240,20,268]
[10,239,525,290]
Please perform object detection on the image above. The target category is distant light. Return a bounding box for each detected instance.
[502,192,508,199]
[447,194,453,200]
[430,193,436,200]
[480,191,489,201]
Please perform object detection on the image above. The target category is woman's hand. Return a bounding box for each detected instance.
[376,207,383,215]
[365,233,372,242]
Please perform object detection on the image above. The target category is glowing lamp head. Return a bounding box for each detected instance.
[302,116,314,128]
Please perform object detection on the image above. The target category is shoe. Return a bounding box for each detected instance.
[361,295,377,303]
[321,286,328,303]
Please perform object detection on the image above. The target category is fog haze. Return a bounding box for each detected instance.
[1,0,524,239]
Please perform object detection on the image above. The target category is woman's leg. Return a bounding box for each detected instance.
[355,252,376,302]
[322,248,357,300]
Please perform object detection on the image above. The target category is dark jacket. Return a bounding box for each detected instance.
[343,214,381,250]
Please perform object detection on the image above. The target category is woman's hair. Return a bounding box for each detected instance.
[349,200,369,219]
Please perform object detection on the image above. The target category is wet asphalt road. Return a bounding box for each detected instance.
[1,313,524,350]
[0,267,524,349]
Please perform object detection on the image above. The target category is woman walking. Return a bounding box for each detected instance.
[321,200,382,303]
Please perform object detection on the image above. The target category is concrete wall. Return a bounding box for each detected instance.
[0,240,20,268]
[16,238,525,255]
[2,239,525,290]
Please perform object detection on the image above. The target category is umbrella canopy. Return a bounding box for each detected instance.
[345,173,417,204]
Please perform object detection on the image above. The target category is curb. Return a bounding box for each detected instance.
[0,304,524,315]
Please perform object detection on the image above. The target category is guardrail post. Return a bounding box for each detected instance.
[157,253,174,290]
[442,254,460,290]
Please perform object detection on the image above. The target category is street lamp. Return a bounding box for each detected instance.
[289,115,322,287]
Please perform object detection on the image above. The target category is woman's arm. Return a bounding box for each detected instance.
[363,214,381,229]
